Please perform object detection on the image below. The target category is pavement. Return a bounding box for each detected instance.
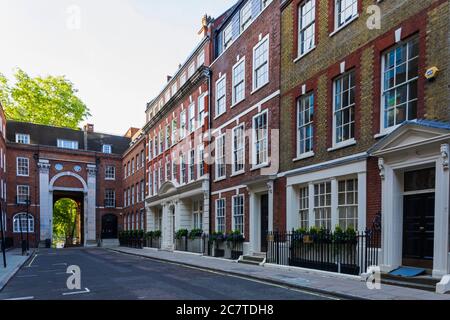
[0,248,335,300]
[110,246,450,300]
[0,249,32,291]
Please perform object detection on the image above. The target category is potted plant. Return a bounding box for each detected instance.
[189,229,203,240]
[175,229,189,240]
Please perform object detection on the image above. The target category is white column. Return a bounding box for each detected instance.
[85,165,97,246]
[358,172,367,231]
[331,178,338,230]
[380,160,403,272]
[146,204,154,231]
[433,146,450,277]
[161,203,174,251]
[38,161,51,242]
[249,191,257,254]
[308,183,315,229]
[202,188,210,234]
[267,181,274,232]
[286,185,296,231]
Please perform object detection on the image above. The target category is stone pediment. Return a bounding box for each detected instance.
[158,181,178,196]
[371,121,450,156]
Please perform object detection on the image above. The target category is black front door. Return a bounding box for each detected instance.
[403,193,435,269]
[101,214,118,239]
[260,194,269,253]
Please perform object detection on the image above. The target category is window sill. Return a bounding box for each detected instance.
[375,125,400,139]
[230,171,245,178]
[231,98,245,109]
[294,46,316,63]
[329,14,359,38]
[327,139,357,152]
[293,151,315,162]
[214,112,226,121]
[250,162,269,171]
[214,177,227,183]
[251,81,269,96]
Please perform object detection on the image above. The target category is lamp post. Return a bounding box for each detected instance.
[0,201,6,268]
[25,198,31,255]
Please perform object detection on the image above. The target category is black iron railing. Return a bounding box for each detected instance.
[267,229,380,276]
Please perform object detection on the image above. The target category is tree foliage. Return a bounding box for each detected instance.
[53,198,79,243]
[0,69,90,129]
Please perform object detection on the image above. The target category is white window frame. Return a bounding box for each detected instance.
[334,0,358,31]
[299,186,309,229]
[198,144,205,178]
[16,157,29,177]
[232,124,245,175]
[232,57,246,106]
[314,182,332,230]
[216,199,226,233]
[180,154,187,185]
[380,36,419,135]
[188,103,196,133]
[165,156,171,182]
[338,179,358,230]
[102,144,112,154]
[252,35,270,92]
[57,139,78,150]
[240,1,252,32]
[193,199,204,230]
[297,93,314,158]
[105,166,116,180]
[17,185,30,205]
[298,0,316,57]
[232,194,245,235]
[215,134,226,180]
[252,110,269,168]
[105,189,116,208]
[13,213,34,233]
[180,110,187,139]
[15,133,30,144]
[332,70,356,148]
[215,75,227,118]
[223,24,233,50]
[189,149,195,182]
[198,94,206,129]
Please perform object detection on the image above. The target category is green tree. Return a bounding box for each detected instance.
[0,68,90,129]
[53,199,79,245]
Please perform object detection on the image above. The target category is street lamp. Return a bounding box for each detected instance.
[16,195,31,256]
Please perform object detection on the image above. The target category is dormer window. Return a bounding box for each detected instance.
[223,24,233,50]
[57,139,78,150]
[16,133,30,145]
[102,144,112,154]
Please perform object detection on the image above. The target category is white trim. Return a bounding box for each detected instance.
[215,74,227,119]
[327,139,357,152]
[215,134,226,180]
[16,157,30,177]
[294,46,316,63]
[211,185,246,197]
[232,194,245,236]
[252,109,269,168]
[215,198,226,233]
[293,151,315,162]
[232,56,246,107]
[232,123,246,176]
[252,34,270,92]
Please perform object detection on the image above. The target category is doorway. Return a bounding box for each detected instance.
[260,194,269,253]
[53,192,84,248]
[101,214,118,239]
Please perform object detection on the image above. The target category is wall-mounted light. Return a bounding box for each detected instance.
[425,66,439,81]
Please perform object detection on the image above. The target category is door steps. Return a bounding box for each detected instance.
[382,273,439,292]
[101,239,120,248]
[238,254,266,266]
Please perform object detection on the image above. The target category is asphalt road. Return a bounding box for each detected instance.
[0,248,335,300]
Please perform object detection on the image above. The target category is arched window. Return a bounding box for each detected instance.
[13,213,34,233]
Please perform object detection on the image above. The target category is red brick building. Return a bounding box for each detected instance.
[2,120,131,247]
[122,128,146,232]
[0,104,7,248]
[209,0,282,256]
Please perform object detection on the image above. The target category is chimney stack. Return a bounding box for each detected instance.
[167,75,173,83]
[84,124,94,133]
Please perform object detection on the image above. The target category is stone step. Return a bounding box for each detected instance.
[238,255,266,265]
[238,259,262,266]
[381,274,439,292]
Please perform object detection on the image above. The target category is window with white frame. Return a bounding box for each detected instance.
[216,76,226,117]
[172,152,177,181]
[102,144,112,154]
[198,95,205,128]
[180,154,187,184]
[13,213,34,233]
[17,157,29,176]
[232,59,245,105]
[154,134,159,156]
[124,190,127,207]
[240,1,252,31]
[233,195,244,234]
[149,172,153,196]
[165,156,171,182]
[193,200,204,230]
[15,134,30,144]
[171,119,177,145]
[57,139,78,150]
[149,139,153,159]
[314,182,331,229]
[131,186,135,205]
[253,111,268,166]
[299,186,309,229]
[198,145,205,177]
[197,50,205,67]
[180,72,187,86]
[156,209,163,231]
[180,110,187,139]
[333,70,355,145]
[141,150,145,168]
[140,180,145,200]
[297,93,314,156]
[159,162,164,186]
[189,149,195,182]
[131,213,135,230]
[131,158,135,174]
[382,36,419,130]
[136,183,140,202]
[223,24,233,50]
[338,179,358,230]
[188,103,196,133]
[140,209,145,230]
[165,125,171,150]
[172,82,178,96]
[159,131,164,154]
[232,124,245,174]
[298,0,315,56]
[105,166,115,180]
[215,135,226,179]
[17,185,30,204]
[105,189,115,208]
[188,62,196,78]
[165,90,171,104]
[216,199,226,233]
[253,37,269,90]
[335,0,358,29]
[261,0,272,9]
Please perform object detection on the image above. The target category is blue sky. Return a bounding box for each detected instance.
[0,0,235,135]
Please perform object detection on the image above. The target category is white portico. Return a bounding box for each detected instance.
[38,159,97,247]
[371,120,450,278]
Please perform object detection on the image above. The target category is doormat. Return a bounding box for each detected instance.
[389,267,426,278]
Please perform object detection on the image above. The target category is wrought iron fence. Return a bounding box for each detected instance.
[267,229,380,276]
[202,235,244,260]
